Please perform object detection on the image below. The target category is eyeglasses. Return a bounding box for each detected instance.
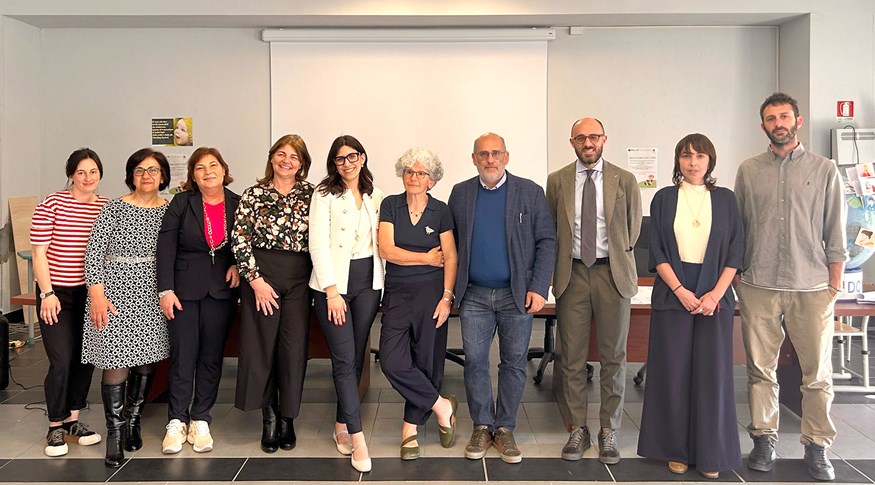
[133,167,161,177]
[334,152,362,166]
[475,150,506,161]
[403,169,430,179]
[571,134,605,144]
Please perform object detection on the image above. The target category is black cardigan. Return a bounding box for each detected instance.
[648,185,744,312]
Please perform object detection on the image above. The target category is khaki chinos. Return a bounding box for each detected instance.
[737,282,837,447]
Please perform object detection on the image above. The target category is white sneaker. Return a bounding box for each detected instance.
[162,419,188,454]
[187,420,214,453]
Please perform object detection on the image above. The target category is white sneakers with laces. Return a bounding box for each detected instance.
[188,420,214,453]
[162,419,188,454]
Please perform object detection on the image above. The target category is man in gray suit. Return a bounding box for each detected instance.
[448,132,556,463]
[546,118,642,464]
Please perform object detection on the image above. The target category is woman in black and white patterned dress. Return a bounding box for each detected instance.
[82,148,172,468]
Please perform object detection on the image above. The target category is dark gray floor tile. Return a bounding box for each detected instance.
[0,458,117,482]
[0,390,45,404]
[237,457,360,481]
[736,458,870,482]
[848,459,875,481]
[610,458,740,481]
[111,457,245,482]
[0,390,23,403]
[363,457,484,482]
[486,457,612,481]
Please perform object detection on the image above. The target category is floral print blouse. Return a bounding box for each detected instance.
[232,180,314,281]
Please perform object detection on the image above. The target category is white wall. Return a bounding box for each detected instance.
[547,26,777,209]
[0,17,41,309]
[40,28,270,199]
[41,26,777,203]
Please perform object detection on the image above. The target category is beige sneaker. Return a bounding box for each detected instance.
[188,420,214,453]
[162,419,188,454]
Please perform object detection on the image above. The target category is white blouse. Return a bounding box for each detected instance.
[673,181,712,264]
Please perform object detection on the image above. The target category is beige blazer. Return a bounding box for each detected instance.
[546,160,642,299]
[308,187,385,294]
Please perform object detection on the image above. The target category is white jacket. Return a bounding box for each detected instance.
[308,186,385,294]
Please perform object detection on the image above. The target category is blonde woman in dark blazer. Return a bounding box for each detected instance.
[309,135,383,473]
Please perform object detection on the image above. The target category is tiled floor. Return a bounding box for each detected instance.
[0,316,873,484]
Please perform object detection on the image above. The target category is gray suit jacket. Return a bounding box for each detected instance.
[546,160,642,299]
[448,172,557,314]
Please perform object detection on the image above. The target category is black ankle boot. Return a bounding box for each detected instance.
[279,417,296,450]
[261,405,279,453]
[101,383,126,468]
[124,372,152,452]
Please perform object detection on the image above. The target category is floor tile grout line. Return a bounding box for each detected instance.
[604,462,617,482]
[844,460,875,484]
[106,457,130,482]
[231,456,249,482]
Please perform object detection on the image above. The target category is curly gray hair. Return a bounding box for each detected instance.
[394,147,444,182]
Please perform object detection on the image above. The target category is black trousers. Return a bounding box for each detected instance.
[379,277,447,425]
[168,295,235,424]
[637,262,741,472]
[38,284,95,422]
[313,258,381,434]
[235,249,312,418]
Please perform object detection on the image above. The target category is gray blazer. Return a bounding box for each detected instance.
[546,160,642,299]
[448,172,557,314]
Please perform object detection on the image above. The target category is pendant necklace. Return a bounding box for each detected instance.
[681,184,706,228]
[409,201,424,219]
[204,199,227,264]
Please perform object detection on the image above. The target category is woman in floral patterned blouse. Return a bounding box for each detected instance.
[232,134,314,454]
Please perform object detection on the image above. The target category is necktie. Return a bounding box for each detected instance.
[580,169,596,267]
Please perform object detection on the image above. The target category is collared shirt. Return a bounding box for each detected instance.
[573,158,608,259]
[380,193,454,284]
[232,180,314,281]
[478,171,508,190]
[734,143,847,290]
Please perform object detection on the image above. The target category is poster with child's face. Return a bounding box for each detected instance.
[151,117,193,146]
[855,228,875,248]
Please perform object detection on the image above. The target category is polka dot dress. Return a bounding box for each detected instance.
[82,198,170,369]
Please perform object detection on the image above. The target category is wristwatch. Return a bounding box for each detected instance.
[158,289,174,298]
[39,290,55,298]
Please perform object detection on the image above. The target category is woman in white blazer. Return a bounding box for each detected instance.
[309,135,384,473]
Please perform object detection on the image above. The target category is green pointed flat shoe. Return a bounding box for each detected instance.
[400,434,420,460]
[438,395,458,448]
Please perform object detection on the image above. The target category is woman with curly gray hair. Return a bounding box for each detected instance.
[378,147,458,460]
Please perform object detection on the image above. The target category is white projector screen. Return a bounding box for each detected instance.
[269,41,548,202]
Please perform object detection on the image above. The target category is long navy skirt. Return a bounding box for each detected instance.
[637,262,741,472]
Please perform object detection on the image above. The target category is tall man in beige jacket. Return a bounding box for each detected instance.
[546,117,642,464]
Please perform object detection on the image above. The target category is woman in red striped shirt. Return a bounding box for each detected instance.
[30,148,109,457]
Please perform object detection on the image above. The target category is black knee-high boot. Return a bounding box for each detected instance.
[124,372,152,452]
[261,394,280,453]
[102,383,126,468]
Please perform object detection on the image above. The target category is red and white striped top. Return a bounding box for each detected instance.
[30,191,109,287]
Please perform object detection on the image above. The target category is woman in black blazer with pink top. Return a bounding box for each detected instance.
[156,147,240,455]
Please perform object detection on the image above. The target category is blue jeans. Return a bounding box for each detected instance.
[459,285,533,431]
